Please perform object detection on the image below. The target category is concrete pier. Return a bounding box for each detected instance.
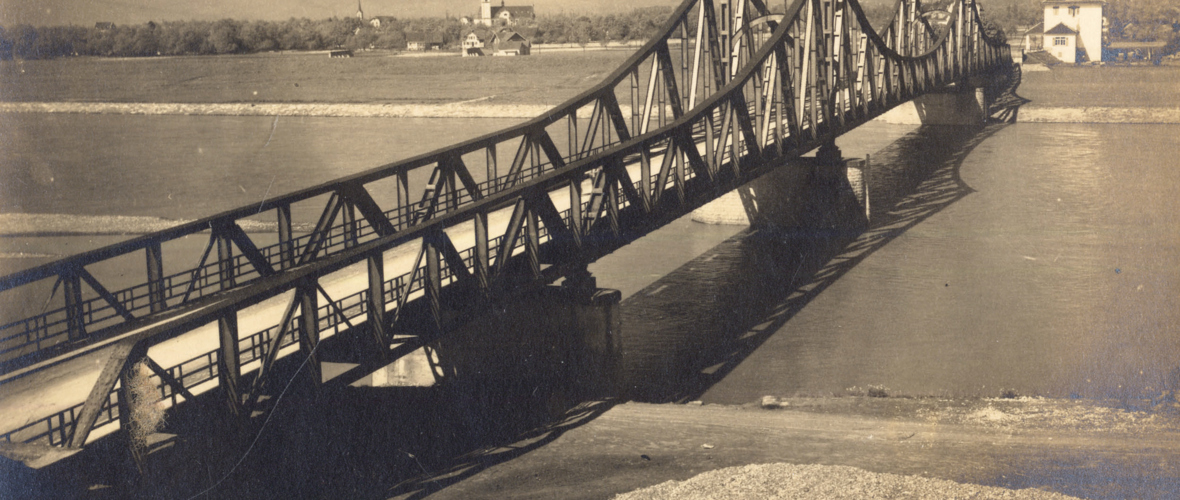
[435,286,623,399]
[691,155,870,232]
[875,86,990,125]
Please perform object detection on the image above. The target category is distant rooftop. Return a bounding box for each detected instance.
[1044,23,1078,35]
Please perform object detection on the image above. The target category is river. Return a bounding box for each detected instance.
[1,113,1177,405]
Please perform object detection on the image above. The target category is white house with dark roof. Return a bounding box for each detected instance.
[491,29,532,56]
[478,0,536,27]
[462,28,495,56]
[1041,0,1104,63]
[406,31,444,51]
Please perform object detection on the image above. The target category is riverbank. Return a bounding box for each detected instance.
[0,50,633,106]
[393,396,1180,499]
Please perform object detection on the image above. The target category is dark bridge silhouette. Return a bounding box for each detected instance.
[0,0,1011,475]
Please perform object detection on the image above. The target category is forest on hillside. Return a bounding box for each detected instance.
[1,0,1175,61]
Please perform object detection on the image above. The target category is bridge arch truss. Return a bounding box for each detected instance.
[0,0,1009,452]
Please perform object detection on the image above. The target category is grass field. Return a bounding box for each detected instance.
[0,49,636,106]
[1018,65,1180,108]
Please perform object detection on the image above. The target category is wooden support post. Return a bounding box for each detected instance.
[146,242,165,314]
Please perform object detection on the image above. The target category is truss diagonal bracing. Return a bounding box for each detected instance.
[1,0,1009,450]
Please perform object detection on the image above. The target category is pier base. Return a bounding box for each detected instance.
[692,155,870,232]
[434,285,623,399]
[875,85,989,125]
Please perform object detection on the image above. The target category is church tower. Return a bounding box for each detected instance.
[356,0,364,20]
[481,0,493,26]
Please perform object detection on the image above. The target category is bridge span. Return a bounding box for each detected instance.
[0,0,1011,476]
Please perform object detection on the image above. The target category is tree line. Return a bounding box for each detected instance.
[0,7,676,60]
[1,0,1174,61]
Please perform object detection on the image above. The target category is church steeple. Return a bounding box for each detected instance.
[356,0,364,20]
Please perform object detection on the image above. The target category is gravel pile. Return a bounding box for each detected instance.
[613,463,1081,500]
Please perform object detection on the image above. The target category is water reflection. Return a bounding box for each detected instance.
[621,125,997,402]
[619,122,1180,407]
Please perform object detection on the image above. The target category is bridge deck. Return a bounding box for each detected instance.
[0,0,1011,475]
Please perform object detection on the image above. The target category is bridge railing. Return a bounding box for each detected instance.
[0,0,784,371]
[1,0,1009,450]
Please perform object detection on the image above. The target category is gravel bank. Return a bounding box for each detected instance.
[613,463,1082,500]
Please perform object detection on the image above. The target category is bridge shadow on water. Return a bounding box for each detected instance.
[29,124,1011,500]
[305,125,1012,500]
[620,123,1008,403]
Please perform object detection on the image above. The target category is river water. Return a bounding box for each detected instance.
[1,113,1177,405]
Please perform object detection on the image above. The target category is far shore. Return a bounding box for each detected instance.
[3,100,1178,124]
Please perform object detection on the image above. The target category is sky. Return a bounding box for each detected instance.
[0,0,680,27]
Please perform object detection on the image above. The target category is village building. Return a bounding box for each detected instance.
[462,28,535,56]
[369,16,397,29]
[462,28,495,56]
[406,31,445,51]
[491,29,532,56]
[1106,40,1169,61]
[477,0,536,27]
[1040,0,1104,63]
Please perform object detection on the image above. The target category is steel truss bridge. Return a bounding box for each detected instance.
[0,0,1009,464]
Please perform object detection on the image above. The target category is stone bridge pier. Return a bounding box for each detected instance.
[426,279,624,404]
[692,142,872,233]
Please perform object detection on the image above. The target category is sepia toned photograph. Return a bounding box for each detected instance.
[0,0,1177,498]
